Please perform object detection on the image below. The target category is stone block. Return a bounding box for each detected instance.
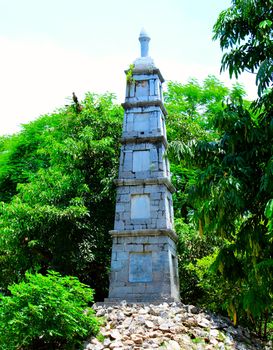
[130,284,147,294]
[121,212,131,220]
[110,260,123,271]
[116,270,129,283]
[152,272,165,282]
[157,210,165,219]
[111,251,117,261]
[118,187,130,194]
[120,194,130,202]
[143,243,159,252]
[150,148,158,161]
[131,236,149,244]
[116,251,129,260]
[117,237,128,244]
[115,203,125,213]
[114,221,124,230]
[149,78,155,96]
[150,205,158,214]
[156,219,167,228]
[144,281,162,292]
[130,186,145,194]
[109,286,133,297]
[112,243,125,252]
[125,244,143,252]
[129,83,135,97]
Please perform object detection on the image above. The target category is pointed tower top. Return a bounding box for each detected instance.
[133,28,158,72]
[139,27,150,39]
[139,28,150,57]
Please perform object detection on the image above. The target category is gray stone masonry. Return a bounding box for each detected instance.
[108,235,179,302]
[113,184,174,231]
[107,29,180,303]
[118,141,170,180]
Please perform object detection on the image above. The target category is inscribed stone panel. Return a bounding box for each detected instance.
[135,80,149,97]
[133,150,150,172]
[131,194,150,219]
[129,252,152,282]
[133,113,149,132]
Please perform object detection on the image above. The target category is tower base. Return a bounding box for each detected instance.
[107,230,180,303]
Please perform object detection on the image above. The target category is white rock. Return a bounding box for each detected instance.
[109,340,123,349]
[209,329,218,337]
[164,340,180,350]
[159,323,170,331]
[96,308,106,317]
[110,329,121,340]
[131,334,143,344]
[145,320,154,328]
[87,303,264,350]
[116,310,125,321]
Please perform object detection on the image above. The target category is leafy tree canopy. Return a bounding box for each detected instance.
[0,93,123,299]
[213,0,273,96]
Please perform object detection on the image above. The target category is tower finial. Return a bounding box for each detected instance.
[139,28,150,57]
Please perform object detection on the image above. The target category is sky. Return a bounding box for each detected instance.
[0,0,257,136]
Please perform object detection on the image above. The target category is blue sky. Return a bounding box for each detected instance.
[0,0,257,135]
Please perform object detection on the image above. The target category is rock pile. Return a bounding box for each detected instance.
[84,302,271,350]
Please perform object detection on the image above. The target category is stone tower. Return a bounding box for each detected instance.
[106,29,180,302]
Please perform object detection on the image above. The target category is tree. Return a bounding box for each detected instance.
[0,93,123,299]
[169,0,273,335]
[164,77,252,308]
[213,0,273,96]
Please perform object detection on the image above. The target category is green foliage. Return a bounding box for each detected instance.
[165,77,245,313]
[210,0,273,332]
[166,67,272,334]
[164,76,229,145]
[175,218,220,305]
[213,0,273,96]
[0,67,271,338]
[183,97,272,327]
[0,93,123,298]
[0,271,100,350]
[126,64,135,84]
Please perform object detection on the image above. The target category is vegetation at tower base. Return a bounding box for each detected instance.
[0,271,100,350]
[0,93,123,300]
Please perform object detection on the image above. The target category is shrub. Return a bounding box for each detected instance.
[0,271,100,350]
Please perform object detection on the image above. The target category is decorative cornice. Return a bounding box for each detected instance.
[124,67,164,83]
[114,177,176,193]
[109,228,178,242]
[121,135,168,148]
[122,100,167,116]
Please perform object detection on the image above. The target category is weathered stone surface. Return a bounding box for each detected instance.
[84,302,270,350]
[107,31,180,303]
